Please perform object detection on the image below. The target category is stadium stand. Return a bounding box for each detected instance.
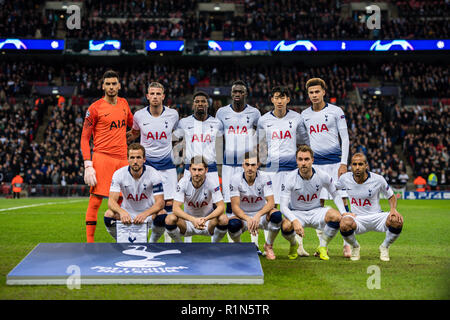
[1,0,448,40]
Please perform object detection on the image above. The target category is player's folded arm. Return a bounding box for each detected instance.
[258,194,275,217]
[280,195,296,222]
[206,200,225,220]
[230,196,247,220]
[108,191,127,216]
[140,193,165,219]
[172,200,195,222]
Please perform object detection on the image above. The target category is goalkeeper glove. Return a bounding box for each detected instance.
[84,160,97,187]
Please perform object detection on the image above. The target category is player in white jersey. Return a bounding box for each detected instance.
[257,86,310,256]
[215,80,261,212]
[227,151,299,260]
[300,77,351,258]
[173,91,223,187]
[336,153,404,261]
[165,156,228,242]
[280,145,347,260]
[127,82,179,243]
[104,143,166,242]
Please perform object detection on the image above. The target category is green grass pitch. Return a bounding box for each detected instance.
[0,197,448,300]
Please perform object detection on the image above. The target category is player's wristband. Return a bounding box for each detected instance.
[84,160,93,168]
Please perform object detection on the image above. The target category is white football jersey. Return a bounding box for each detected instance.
[281,168,337,211]
[216,104,261,166]
[257,109,309,172]
[173,115,223,168]
[132,106,179,170]
[110,165,164,216]
[229,170,274,213]
[336,172,394,216]
[300,103,348,165]
[174,175,223,217]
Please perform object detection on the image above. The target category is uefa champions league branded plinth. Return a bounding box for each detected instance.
[7,243,263,285]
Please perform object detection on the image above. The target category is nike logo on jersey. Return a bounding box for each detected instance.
[225,117,231,120]
[103,113,111,117]
[143,123,150,126]
[187,126,194,129]
[267,124,272,127]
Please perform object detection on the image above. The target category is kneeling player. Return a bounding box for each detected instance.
[280,145,347,260]
[336,153,404,261]
[165,156,228,242]
[227,151,298,260]
[104,143,167,242]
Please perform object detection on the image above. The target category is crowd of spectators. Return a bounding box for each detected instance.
[83,0,196,19]
[402,104,449,188]
[0,0,60,38]
[0,97,43,185]
[1,0,449,40]
[379,62,449,99]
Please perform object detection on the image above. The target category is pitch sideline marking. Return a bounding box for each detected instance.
[0,199,86,212]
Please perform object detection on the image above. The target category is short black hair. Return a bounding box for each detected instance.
[102,70,119,82]
[232,80,247,87]
[271,86,290,98]
[193,91,210,106]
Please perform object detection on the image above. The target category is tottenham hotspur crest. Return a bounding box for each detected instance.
[368,189,372,197]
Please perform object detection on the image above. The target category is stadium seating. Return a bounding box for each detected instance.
[1,0,448,40]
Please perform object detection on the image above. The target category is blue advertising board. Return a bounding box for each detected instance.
[404,191,450,200]
[146,40,184,51]
[7,243,263,285]
[206,39,449,52]
[0,39,64,50]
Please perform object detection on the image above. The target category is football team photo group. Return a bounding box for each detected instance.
[83,71,403,263]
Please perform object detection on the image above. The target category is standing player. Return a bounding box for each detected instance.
[80,70,133,243]
[337,153,404,261]
[173,91,222,186]
[299,77,351,257]
[215,80,261,221]
[257,86,310,256]
[280,145,347,260]
[104,143,166,242]
[127,82,179,242]
[165,156,228,242]
[228,151,298,260]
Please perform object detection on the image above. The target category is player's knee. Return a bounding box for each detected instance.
[327,209,341,223]
[104,216,116,227]
[104,209,115,218]
[165,214,177,226]
[269,211,282,224]
[218,214,229,226]
[340,216,354,232]
[153,214,167,227]
[228,219,243,233]
[281,219,293,233]
[388,215,404,229]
